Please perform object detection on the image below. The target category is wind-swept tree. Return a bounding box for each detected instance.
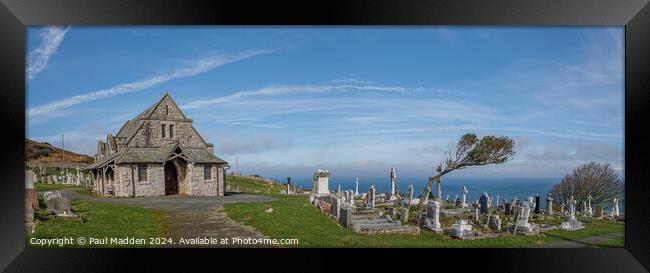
[551,162,623,207]
[416,133,515,213]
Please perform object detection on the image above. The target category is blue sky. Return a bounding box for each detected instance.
[26,26,624,179]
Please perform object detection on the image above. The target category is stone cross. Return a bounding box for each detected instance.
[546,193,554,215]
[461,186,469,208]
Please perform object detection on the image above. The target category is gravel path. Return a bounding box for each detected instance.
[59,189,278,248]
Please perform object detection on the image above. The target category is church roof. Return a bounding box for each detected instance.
[86,142,226,169]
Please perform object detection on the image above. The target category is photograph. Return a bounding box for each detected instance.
[24,26,625,248]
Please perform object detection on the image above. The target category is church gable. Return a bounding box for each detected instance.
[124,92,209,149]
[148,93,188,120]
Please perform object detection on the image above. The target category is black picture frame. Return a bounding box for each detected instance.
[1,0,649,272]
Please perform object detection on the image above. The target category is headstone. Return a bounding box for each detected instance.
[546,193,554,215]
[451,219,472,239]
[389,166,396,197]
[473,200,480,222]
[314,169,331,195]
[534,193,541,214]
[505,202,512,215]
[612,198,620,217]
[490,215,501,231]
[398,207,409,222]
[25,171,39,210]
[461,186,469,208]
[339,206,352,227]
[337,184,341,196]
[366,186,376,208]
[25,199,35,234]
[479,192,489,214]
[495,194,500,207]
[331,197,341,219]
[581,201,587,215]
[424,200,443,233]
[405,185,414,206]
[43,190,75,217]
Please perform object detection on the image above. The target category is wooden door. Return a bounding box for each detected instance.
[165,163,178,195]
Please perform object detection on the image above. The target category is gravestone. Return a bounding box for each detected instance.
[398,207,409,222]
[405,185,414,206]
[331,197,341,219]
[424,200,443,233]
[25,171,39,210]
[546,193,554,215]
[43,191,75,217]
[560,196,584,230]
[473,200,480,222]
[460,186,469,208]
[534,194,541,214]
[25,199,35,234]
[505,202,511,215]
[451,219,473,239]
[612,198,620,217]
[366,186,376,208]
[339,206,352,227]
[490,215,501,231]
[479,192,489,214]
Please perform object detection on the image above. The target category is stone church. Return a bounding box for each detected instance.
[86,92,229,197]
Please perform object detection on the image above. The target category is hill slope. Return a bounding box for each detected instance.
[26,138,94,164]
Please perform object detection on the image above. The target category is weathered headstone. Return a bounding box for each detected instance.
[612,198,620,217]
[451,219,472,239]
[339,206,352,227]
[398,207,409,222]
[25,170,39,210]
[366,186,376,208]
[586,195,593,217]
[505,202,511,215]
[473,200,480,222]
[534,193,541,214]
[43,191,75,217]
[490,215,501,231]
[479,192,489,214]
[424,200,443,233]
[331,197,341,219]
[546,193,554,215]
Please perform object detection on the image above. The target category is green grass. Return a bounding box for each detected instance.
[28,199,167,248]
[224,196,624,248]
[34,182,81,192]
[226,175,300,197]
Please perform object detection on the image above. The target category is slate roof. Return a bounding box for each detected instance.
[86,143,226,169]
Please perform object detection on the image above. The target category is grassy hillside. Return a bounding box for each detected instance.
[26,138,93,164]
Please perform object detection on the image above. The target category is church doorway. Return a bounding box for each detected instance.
[164,162,178,195]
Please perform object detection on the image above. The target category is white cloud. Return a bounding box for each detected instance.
[28,49,271,118]
[26,26,70,80]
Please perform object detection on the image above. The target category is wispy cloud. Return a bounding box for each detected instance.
[26,26,71,80]
[183,81,448,109]
[28,49,271,118]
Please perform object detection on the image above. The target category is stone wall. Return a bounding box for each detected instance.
[184,164,223,196]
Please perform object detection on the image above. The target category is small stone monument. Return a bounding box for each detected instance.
[495,194,500,207]
[404,185,414,206]
[560,196,584,230]
[546,193,554,215]
[366,186,376,208]
[43,191,75,217]
[398,207,409,222]
[331,197,341,219]
[612,198,620,217]
[473,200,480,222]
[424,200,443,233]
[479,192,489,214]
[534,193,541,214]
[490,215,501,231]
[314,169,331,195]
[339,206,352,227]
[451,219,473,239]
[355,177,359,196]
[25,170,39,210]
[460,186,469,208]
[505,202,511,215]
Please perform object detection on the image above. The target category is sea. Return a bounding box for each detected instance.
[267,175,625,212]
